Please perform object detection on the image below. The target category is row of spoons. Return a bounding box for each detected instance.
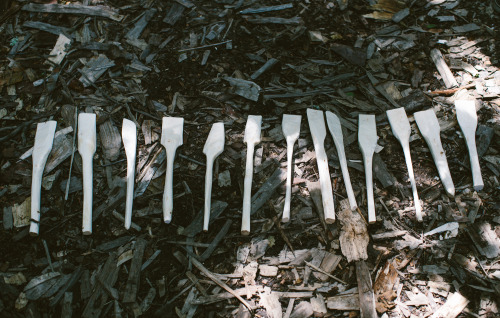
[29,99,482,235]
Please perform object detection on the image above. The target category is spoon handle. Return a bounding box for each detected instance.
[124,158,135,229]
[82,153,94,234]
[282,139,294,222]
[203,158,214,231]
[241,144,255,235]
[363,153,376,223]
[402,143,422,222]
[163,149,176,224]
[316,146,335,223]
[465,136,484,191]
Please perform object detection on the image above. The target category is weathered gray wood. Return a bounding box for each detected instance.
[163,3,184,25]
[327,294,359,310]
[23,21,72,36]
[251,166,286,216]
[135,145,166,197]
[123,238,147,303]
[182,200,228,237]
[61,292,72,318]
[49,266,82,306]
[3,207,13,230]
[93,186,126,221]
[338,199,369,262]
[355,261,377,318]
[200,219,232,261]
[126,8,157,40]
[22,3,123,21]
[430,48,458,88]
[82,252,120,318]
[99,120,121,161]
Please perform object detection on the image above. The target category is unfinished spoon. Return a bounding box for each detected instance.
[203,122,225,231]
[386,108,422,222]
[281,114,301,223]
[414,109,455,197]
[122,119,137,230]
[78,113,97,235]
[30,121,57,235]
[358,114,377,224]
[455,99,483,191]
[307,109,335,223]
[161,117,184,224]
[241,115,262,235]
[325,111,357,211]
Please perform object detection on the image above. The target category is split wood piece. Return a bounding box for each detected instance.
[307,109,335,223]
[82,252,119,318]
[325,111,357,210]
[281,114,301,222]
[161,117,184,223]
[123,238,147,303]
[430,48,458,89]
[30,121,57,235]
[190,257,254,312]
[430,292,469,318]
[414,109,455,197]
[78,113,96,235]
[358,114,378,223]
[122,119,137,230]
[338,199,369,263]
[200,219,232,261]
[241,115,262,235]
[203,123,225,231]
[21,3,124,21]
[455,100,484,191]
[386,108,422,222]
[356,261,378,318]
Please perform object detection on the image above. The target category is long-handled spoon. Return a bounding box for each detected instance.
[122,118,137,230]
[414,109,455,197]
[203,122,225,231]
[386,108,422,222]
[455,99,483,191]
[281,114,301,223]
[161,117,184,224]
[307,109,335,223]
[78,113,97,235]
[325,111,357,211]
[30,121,57,235]
[241,115,262,235]
[358,114,378,224]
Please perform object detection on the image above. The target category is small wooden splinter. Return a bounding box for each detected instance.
[281,114,301,222]
[30,121,57,235]
[414,109,455,197]
[307,109,335,223]
[78,113,97,235]
[358,114,378,224]
[386,108,422,222]
[241,115,262,235]
[455,99,484,191]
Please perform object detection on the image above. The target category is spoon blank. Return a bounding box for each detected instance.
[455,100,483,191]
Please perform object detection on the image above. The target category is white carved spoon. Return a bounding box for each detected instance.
[30,121,57,235]
[414,109,455,197]
[281,114,301,223]
[122,118,137,230]
[386,108,422,222]
[241,115,262,235]
[78,113,97,235]
[455,99,483,191]
[358,114,378,224]
[325,111,357,211]
[203,122,225,232]
[307,109,335,223]
[161,117,184,224]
